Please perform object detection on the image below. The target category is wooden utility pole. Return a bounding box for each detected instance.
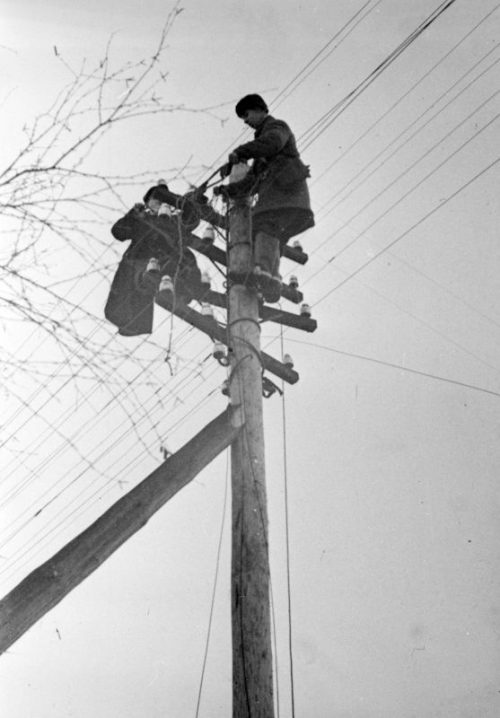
[228,195,275,717]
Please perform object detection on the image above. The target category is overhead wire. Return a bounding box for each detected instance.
[0,345,223,549]
[326,111,500,264]
[311,3,500,190]
[0,373,212,548]
[266,154,500,394]
[193,0,383,184]
[0,386,223,588]
[317,46,500,219]
[298,0,460,151]
[270,0,383,109]
[285,338,500,400]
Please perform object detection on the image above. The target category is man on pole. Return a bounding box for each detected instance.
[227,93,314,302]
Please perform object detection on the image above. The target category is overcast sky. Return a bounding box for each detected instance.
[1,1,500,716]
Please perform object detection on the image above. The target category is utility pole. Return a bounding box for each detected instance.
[228,194,275,717]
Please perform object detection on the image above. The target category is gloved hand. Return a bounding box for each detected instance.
[184,188,208,204]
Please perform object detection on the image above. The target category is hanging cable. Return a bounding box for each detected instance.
[279,323,296,718]
[194,450,230,718]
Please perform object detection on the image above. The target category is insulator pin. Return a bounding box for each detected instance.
[213,340,229,366]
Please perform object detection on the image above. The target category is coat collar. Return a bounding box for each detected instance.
[255,114,274,135]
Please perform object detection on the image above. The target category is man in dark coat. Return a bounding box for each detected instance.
[104,183,203,336]
[227,93,314,302]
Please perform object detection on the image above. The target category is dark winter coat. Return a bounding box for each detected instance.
[104,207,202,336]
[232,115,315,242]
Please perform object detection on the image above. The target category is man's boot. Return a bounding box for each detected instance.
[253,232,281,303]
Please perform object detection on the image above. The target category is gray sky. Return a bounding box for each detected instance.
[1,1,500,716]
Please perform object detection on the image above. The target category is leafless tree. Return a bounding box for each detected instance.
[0,5,225,408]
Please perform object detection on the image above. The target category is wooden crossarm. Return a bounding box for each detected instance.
[203,290,316,332]
[154,295,300,384]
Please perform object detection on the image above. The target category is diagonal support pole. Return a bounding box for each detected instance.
[0,408,241,655]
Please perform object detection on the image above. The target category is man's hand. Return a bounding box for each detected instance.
[220,162,232,179]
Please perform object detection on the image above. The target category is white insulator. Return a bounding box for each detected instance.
[201,271,211,286]
[157,203,171,216]
[289,275,299,289]
[157,178,167,186]
[300,303,311,318]
[283,353,294,368]
[202,226,216,243]
[159,275,173,292]
[145,258,161,274]
[292,240,303,252]
[201,303,214,318]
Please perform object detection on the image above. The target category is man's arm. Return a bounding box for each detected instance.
[233,119,291,160]
[111,205,143,241]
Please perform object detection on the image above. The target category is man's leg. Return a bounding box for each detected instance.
[253,231,281,303]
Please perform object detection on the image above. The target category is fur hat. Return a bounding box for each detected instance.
[235,94,268,118]
[143,182,170,204]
